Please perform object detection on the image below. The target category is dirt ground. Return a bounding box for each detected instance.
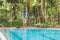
[55,25,60,28]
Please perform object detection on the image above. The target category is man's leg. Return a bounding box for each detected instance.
[23,20,26,29]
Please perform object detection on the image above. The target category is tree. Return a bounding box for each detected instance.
[40,0,46,23]
[57,0,60,24]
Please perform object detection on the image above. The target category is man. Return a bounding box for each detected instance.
[23,10,27,29]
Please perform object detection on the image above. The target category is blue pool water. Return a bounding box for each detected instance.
[5,29,60,40]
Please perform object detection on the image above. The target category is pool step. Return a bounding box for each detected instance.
[0,30,12,40]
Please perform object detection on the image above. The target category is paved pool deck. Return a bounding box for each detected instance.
[0,31,11,40]
[0,28,12,40]
[0,27,60,30]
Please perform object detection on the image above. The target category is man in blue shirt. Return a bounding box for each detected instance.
[23,10,27,29]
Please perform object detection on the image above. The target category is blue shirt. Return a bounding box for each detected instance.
[23,12,27,20]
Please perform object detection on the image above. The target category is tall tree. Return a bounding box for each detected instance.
[57,0,60,24]
[40,0,46,23]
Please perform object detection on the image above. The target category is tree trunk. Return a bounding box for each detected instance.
[40,0,45,23]
[57,0,60,24]
[27,4,30,26]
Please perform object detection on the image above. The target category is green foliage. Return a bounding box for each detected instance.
[6,0,20,3]
[2,22,10,27]
[0,0,59,27]
[47,0,56,7]
[2,20,22,27]
[12,20,22,27]
[44,22,51,28]
[0,1,3,6]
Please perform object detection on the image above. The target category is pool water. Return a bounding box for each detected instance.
[5,29,60,40]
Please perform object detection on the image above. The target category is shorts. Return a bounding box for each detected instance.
[23,19,27,23]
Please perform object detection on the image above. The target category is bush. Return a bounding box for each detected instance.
[44,23,51,28]
[2,20,23,27]
[34,23,45,28]
[12,21,22,27]
[2,22,10,27]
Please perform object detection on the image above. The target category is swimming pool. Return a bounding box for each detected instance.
[5,29,60,40]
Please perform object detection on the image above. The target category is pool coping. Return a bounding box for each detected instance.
[0,27,60,30]
[1,27,60,30]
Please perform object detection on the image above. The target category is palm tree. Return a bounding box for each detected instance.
[57,0,60,24]
[40,0,46,23]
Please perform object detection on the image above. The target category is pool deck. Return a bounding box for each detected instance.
[0,27,60,30]
[0,30,12,40]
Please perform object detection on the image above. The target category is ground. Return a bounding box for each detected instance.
[55,25,60,28]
